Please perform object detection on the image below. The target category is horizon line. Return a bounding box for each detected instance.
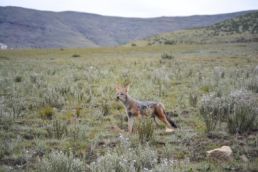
[1,5,258,18]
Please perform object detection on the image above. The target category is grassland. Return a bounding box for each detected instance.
[0,42,258,171]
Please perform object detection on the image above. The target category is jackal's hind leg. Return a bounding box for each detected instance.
[155,108,175,133]
[155,109,171,127]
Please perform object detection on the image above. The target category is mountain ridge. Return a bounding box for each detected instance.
[0,6,256,48]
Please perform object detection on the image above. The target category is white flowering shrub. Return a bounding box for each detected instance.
[90,144,158,172]
[39,151,85,172]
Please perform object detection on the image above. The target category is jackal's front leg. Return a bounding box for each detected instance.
[128,116,134,133]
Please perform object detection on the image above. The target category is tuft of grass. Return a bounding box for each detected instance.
[247,76,258,93]
[40,106,55,120]
[99,99,110,116]
[46,120,68,139]
[200,85,212,93]
[189,92,198,107]
[228,101,257,134]
[0,55,9,60]
[136,117,155,144]
[14,76,22,82]
[161,52,175,60]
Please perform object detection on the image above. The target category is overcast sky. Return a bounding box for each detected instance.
[1,0,258,17]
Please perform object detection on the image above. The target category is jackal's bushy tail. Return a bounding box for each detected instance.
[165,112,177,128]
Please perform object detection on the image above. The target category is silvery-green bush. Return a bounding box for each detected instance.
[39,151,85,172]
[199,93,229,133]
[227,89,257,134]
[200,89,257,134]
[247,76,258,93]
[90,144,158,172]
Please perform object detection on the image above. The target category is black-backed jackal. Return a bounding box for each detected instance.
[116,84,177,133]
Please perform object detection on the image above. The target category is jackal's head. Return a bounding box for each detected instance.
[115,84,129,102]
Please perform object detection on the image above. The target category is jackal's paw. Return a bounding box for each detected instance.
[165,128,175,133]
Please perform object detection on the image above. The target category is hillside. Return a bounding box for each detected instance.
[0,6,255,48]
[131,11,258,46]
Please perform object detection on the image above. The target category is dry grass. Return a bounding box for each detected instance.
[0,42,257,171]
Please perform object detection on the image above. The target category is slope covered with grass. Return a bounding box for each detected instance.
[130,11,258,46]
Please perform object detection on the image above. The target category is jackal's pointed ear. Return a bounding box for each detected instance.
[115,84,121,92]
[124,84,130,93]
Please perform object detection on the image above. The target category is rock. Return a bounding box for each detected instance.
[207,146,233,161]
[240,155,248,162]
[165,128,175,133]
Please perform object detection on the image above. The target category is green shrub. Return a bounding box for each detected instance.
[228,101,257,134]
[247,76,258,93]
[164,39,176,45]
[0,56,9,60]
[46,120,68,139]
[72,54,80,58]
[68,124,89,143]
[200,85,212,93]
[4,95,26,119]
[39,151,85,172]
[189,93,198,107]
[14,76,22,82]
[137,117,155,144]
[99,98,110,116]
[161,53,175,60]
[0,137,20,159]
[42,88,65,109]
[0,139,11,159]
[40,106,55,120]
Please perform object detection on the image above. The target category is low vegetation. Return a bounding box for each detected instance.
[0,42,257,171]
